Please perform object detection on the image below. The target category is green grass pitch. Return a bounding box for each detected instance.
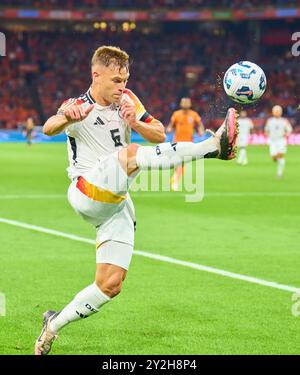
[0,142,300,354]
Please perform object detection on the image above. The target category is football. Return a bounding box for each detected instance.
[223,61,267,104]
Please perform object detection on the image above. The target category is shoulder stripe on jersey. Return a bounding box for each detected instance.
[78,94,89,102]
[79,93,93,105]
[86,89,96,104]
[78,88,95,105]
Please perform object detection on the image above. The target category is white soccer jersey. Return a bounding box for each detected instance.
[58,88,154,180]
[265,117,292,143]
[237,117,254,147]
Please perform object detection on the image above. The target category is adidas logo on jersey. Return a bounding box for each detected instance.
[94,116,105,126]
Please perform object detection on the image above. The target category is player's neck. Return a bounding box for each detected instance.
[90,86,111,107]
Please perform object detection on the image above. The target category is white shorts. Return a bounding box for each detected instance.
[96,241,133,271]
[68,151,137,248]
[269,140,287,157]
[237,136,249,148]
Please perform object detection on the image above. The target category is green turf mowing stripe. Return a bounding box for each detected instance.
[0,216,299,294]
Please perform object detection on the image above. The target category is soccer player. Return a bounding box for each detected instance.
[34,46,238,355]
[265,105,292,179]
[24,116,35,146]
[166,97,204,190]
[236,110,254,165]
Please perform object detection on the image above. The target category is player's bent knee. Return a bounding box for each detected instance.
[126,143,140,157]
[118,144,140,176]
[96,275,123,298]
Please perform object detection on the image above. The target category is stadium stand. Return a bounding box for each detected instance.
[0,2,299,131]
[0,0,300,9]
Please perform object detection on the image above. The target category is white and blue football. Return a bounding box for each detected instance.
[223,61,267,104]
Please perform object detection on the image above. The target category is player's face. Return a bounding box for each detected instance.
[240,111,247,118]
[272,106,283,117]
[180,98,192,110]
[92,63,129,104]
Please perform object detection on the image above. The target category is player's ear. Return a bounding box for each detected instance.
[92,70,99,80]
[92,67,103,83]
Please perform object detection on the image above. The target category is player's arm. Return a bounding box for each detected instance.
[264,120,270,136]
[285,120,293,136]
[43,99,93,136]
[166,113,176,134]
[195,114,205,136]
[249,120,254,134]
[125,114,166,143]
[121,91,166,143]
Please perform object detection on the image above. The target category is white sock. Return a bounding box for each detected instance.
[238,148,247,163]
[136,138,218,170]
[49,282,111,333]
[277,158,285,177]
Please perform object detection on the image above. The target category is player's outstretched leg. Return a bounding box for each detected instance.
[120,108,238,175]
[34,311,59,355]
[34,280,112,355]
[214,108,239,160]
[34,239,131,355]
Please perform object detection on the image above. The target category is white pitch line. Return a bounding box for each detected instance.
[0,217,299,294]
[0,194,66,200]
[131,192,300,197]
[0,217,94,244]
[0,192,300,200]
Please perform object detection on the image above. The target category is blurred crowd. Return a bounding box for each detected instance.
[1,33,36,128]
[1,0,300,9]
[1,26,299,131]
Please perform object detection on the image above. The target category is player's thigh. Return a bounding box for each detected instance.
[94,197,135,278]
[270,141,286,158]
[277,140,287,156]
[269,143,278,158]
[94,202,135,291]
[96,196,135,257]
[85,151,132,195]
[67,153,130,226]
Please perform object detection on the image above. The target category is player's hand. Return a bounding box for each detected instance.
[166,125,173,134]
[63,103,94,123]
[120,99,136,127]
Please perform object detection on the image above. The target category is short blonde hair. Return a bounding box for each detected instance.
[91,46,129,70]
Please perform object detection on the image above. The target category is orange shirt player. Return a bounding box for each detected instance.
[166,97,204,191]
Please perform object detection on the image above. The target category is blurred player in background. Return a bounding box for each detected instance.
[265,105,292,179]
[166,97,204,190]
[34,46,238,355]
[24,117,35,146]
[236,110,254,165]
